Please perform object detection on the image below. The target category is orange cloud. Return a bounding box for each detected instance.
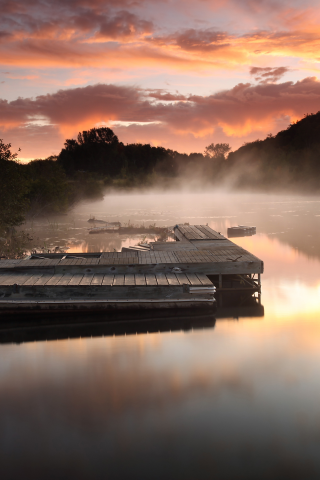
[2,77,320,156]
[1,0,320,71]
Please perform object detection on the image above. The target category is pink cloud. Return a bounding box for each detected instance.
[1,0,320,71]
[250,66,290,83]
[2,77,320,157]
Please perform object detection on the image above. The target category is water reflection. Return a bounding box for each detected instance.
[1,193,320,479]
[0,311,216,344]
[0,304,265,345]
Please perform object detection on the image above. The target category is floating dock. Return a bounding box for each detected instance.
[0,225,263,315]
[227,225,256,238]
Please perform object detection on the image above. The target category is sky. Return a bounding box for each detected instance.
[1,0,320,160]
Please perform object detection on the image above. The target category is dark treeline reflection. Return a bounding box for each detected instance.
[0,304,264,345]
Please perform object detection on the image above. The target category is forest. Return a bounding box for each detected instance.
[1,111,320,236]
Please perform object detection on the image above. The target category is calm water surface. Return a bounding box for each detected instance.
[1,192,320,479]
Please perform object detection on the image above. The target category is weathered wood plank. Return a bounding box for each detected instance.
[91,274,105,286]
[180,226,197,240]
[146,274,157,286]
[0,260,23,270]
[46,274,64,286]
[151,242,197,251]
[54,260,263,275]
[0,274,15,286]
[173,227,193,243]
[186,273,202,286]
[166,273,180,286]
[113,275,125,286]
[0,273,29,285]
[80,275,94,286]
[0,297,215,311]
[24,274,46,286]
[176,273,190,285]
[34,274,53,286]
[197,225,225,240]
[156,273,169,285]
[135,274,146,286]
[196,273,213,286]
[56,274,74,286]
[125,274,135,286]
[102,274,114,285]
[8,273,33,285]
[188,226,205,240]
[191,226,208,239]
[67,274,84,286]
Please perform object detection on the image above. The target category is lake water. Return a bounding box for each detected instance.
[1,192,320,479]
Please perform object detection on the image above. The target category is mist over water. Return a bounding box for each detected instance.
[24,191,320,258]
[2,191,320,479]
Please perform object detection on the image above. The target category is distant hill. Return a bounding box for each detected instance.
[56,116,320,192]
[227,112,320,191]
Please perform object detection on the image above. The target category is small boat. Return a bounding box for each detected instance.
[227,225,256,238]
[88,217,107,224]
[88,218,121,226]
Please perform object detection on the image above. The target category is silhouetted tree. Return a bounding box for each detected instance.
[204,143,231,160]
[77,127,119,145]
[0,140,28,228]
[58,127,122,175]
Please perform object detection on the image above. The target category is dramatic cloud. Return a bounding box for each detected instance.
[250,66,290,83]
[2,76,320,157]
[149,29,230,53]
[1,0,320,156]
[1,0,320,70]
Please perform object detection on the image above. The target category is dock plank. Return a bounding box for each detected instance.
[180,226,197,240]
[113,275,125,286]
[135,274,146,286]
[80,275,94,286]
[34,274,53,286]
[91,274,104,286]
[190,226,208,239]
[8,273,33,285]
[102,274,114,286]
[195,273,212,286]
[188,226,205,240]
[165,273,180,286]
[0,273,30,286]
[146,274,157,286]
[155,273,169,285]
[24,274,46,286]
[173,227,193,243]
[67,274,84,286]
[176,273,190,285]
[186,273,202,286]
[197,225,225,240]
[0,274,16,286]
[125,274,135,286]
[56,274,74,286]
[45,274,64,286]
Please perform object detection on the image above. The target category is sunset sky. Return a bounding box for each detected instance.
[1,0,320,160]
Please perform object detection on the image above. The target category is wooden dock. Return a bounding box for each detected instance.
[0,225,263,314]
